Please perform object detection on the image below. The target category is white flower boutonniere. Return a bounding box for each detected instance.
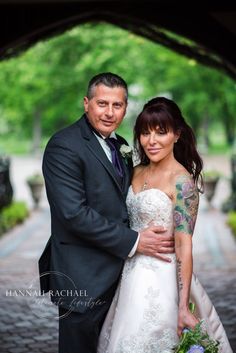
[120,144,133,161]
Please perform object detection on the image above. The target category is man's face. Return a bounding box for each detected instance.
[84,84,127,137]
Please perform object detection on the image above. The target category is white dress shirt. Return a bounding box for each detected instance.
[93,132,139,257]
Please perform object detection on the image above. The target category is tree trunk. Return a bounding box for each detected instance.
[202,115,211,148]
[31,109,42,155]
[222,102,235,146]
[225,124,235,146]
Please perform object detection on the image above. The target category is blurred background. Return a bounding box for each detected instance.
[0,22,236,156]
[1,22,236,217]
[0,21,235,352]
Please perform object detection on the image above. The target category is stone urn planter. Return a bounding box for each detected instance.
[203,171,220,208]
[27,173,44,208]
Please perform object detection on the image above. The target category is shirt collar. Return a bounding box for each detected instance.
[99,131,117,140]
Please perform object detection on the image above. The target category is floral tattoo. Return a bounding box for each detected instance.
[174,176,199,236]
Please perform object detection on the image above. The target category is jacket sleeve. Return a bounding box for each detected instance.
[42,137,138,260]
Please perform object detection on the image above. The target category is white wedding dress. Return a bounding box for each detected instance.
[97,186,233,353]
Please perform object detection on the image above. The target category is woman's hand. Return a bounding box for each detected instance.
[177,306,199,337]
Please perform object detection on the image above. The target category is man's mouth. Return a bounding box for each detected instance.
[101,120,115,126]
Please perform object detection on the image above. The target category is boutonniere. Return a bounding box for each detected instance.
[119,144,133,162]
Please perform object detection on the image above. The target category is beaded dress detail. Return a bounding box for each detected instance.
[97,186,233,353]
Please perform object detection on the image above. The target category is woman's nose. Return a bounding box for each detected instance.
[149,132,157,144]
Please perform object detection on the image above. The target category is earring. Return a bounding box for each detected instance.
[175,139,178,143]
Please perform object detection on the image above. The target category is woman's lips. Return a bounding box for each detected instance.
[147,148,162,154]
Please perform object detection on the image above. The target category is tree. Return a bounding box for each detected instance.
[0,22,235,151]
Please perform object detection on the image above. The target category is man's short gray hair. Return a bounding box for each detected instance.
[87,72,128,101]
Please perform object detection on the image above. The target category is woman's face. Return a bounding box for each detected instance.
[140,125,179,163]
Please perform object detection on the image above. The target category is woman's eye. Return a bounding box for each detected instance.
[158,129,166,135]
[142,131,150,136]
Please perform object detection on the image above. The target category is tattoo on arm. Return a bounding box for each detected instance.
[177,258,183,291]
[174,176,199,236]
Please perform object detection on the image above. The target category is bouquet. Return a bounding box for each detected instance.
[172,303,220,353]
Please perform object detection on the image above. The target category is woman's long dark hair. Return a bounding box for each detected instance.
[134,97,203,188]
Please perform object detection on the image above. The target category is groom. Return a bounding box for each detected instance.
[39,72,174,353]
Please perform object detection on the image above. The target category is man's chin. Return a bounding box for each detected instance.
[99,126,116,137]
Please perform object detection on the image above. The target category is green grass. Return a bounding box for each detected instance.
[0,135,50,155]
[198,123,232,156]
[207,144,231,156]
[0,135,31,155]
[227,211,236,237]
[0,130,233,156]
[0,201,29,236]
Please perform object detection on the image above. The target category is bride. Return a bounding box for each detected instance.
[97,97,233,353]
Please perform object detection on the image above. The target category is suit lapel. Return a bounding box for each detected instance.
[115,136,132,195]
[79,115,125,194]
[120,155,131,194]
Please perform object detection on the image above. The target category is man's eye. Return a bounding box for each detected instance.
[114,104,122,109]
[98,102,106,107]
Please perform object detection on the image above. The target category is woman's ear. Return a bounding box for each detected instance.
[174,130,181,143]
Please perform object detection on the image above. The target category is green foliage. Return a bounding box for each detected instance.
[173,302,219,353]
[226,211,236,236]
[0,134,32,154]
[0,22,236,152]
[0,201,29,235]
[173,322,219,353]
[203,170,221,182]
[207,144,231,156]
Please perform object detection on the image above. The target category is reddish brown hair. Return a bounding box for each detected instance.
[134,97,203,187]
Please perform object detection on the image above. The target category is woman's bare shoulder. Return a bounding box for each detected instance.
[170,164,192,184]
[133,164,146,178]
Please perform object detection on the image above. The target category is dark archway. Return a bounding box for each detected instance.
[0,4,236,352]
[0,1,236,80]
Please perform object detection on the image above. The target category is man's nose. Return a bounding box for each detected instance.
[105,105,114,117]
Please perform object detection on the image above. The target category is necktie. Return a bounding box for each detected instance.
[105,137,124,179]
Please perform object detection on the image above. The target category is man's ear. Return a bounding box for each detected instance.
[83,96,89,113]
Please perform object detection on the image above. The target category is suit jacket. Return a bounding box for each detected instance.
[39,114,138,313]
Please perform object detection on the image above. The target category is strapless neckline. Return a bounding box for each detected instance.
[129,185,173,205]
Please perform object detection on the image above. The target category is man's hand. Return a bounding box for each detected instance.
[137,225,175,262]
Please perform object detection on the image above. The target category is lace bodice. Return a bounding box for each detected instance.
[98,187,232,353]
[126,186,174,233]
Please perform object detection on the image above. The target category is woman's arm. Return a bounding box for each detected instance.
[174,175,199,336]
